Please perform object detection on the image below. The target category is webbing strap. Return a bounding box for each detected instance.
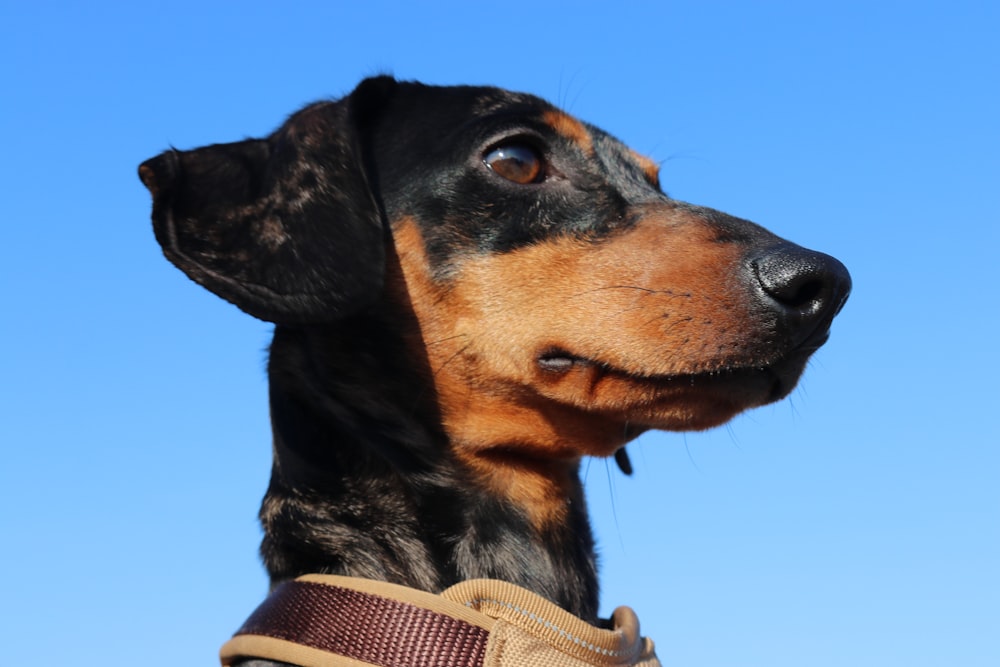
[228,580,490,667]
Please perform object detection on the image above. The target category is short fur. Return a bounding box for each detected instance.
[140,76,850,664]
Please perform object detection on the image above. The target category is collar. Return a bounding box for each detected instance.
[220,574,661,667]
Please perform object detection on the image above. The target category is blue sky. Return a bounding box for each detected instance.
[2,1,997,665]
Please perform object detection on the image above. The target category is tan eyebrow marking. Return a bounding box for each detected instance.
[542,109,594,155]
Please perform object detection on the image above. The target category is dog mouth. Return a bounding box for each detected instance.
[539,349,798,395]
[536,334,827,429]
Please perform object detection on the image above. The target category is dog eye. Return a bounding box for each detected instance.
[484,144,544,184]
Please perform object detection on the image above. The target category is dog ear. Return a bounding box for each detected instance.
[138,78,396,323]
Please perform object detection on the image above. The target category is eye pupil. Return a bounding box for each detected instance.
[484,145,543,184]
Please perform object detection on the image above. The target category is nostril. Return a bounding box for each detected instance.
[779,276,823,309]
[751,244,852,319]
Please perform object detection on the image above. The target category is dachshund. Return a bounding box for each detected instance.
[139,76,850,663]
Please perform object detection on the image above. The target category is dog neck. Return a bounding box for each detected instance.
[257,320,601,621]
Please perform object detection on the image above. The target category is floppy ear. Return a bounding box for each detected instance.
[138,80,393,323]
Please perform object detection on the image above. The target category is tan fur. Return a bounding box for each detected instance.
[388,211,758,527]
[543,110,595,155]
[629,150,661,187]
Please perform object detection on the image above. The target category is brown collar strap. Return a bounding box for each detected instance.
[220,575,662,667]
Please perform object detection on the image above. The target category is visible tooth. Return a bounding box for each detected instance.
[539,356,575,372]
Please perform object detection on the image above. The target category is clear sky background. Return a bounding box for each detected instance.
[2,2,997,665]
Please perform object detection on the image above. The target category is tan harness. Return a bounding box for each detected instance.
[221,574,662,667]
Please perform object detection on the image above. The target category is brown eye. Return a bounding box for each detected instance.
[484,144,543,184]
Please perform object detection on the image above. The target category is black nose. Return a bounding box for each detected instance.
[750,243,852,345]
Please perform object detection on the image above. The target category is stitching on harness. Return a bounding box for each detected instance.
[463,597,627,657]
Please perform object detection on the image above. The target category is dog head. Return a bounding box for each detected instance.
[140,75,850,479]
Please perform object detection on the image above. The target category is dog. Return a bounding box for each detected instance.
[140,76,850,664]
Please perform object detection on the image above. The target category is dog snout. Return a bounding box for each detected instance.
[749,243,852,347]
